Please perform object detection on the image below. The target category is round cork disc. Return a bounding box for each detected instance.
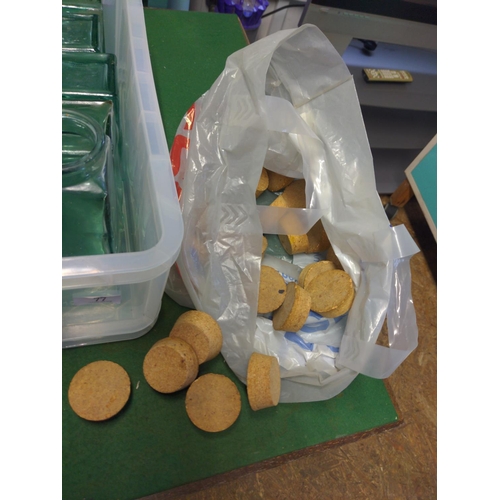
[298,260,337,289]
[306,220,330,254]
[143,337,198,393]
[185,374,241,432]
[326,246,343,270]
[266,170,294,192]
[258,266,287,314]
[279,233,309,255]
[321,285,355,318]
[270,179,306,208]
[68,360,131,422]
[247,352,281,411]
[169,310,223,364]
[305,269,353,314]
[262,236,268,255]
[273,282,311,332]
[256,168,269,198]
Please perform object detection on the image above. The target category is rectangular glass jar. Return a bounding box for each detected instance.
[62,107,113,257]
[62,52,117,101]
[62,3,104,53]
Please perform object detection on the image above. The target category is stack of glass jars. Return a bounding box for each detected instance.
[62,1,118,257]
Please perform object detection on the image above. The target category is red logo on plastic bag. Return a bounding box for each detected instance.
[170,103,195,200]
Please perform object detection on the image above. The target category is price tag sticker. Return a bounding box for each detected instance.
[73,291,121,306]
[363,68,413,83]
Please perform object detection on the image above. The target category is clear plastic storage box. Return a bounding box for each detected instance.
[62,0,184,348]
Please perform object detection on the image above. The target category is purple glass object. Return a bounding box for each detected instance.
[216,0,269,30]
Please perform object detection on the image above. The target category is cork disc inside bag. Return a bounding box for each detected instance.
[320,285,356,318]
[258,265,287,314]
[305,269,354,314]
[273,282,311,332]
[270,179,306,208]
[298,260,337,289]
[185,374,241,432]
[266,170,294,192]
[326,245,344,269]
[306,220,330,253]
[279,233,309,255]
[256,168,269,197]
[68,360,131,422]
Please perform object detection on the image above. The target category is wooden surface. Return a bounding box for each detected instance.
[142,196,437,499]
[389,178,414,208]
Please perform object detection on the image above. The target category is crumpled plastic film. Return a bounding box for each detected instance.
[165,25,420,402]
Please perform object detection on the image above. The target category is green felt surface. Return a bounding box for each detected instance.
[144,8,248,147]
[62,295,398,500]
[62,10,399,499]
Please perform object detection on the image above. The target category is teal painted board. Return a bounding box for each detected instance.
[406,135,437,239]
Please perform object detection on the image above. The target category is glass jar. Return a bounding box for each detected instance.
[62,52,116,102]
[62,109,112,257]
[62,3,104,53]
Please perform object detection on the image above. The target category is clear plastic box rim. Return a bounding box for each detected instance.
[62,0,183,289]
[62,0,184,346]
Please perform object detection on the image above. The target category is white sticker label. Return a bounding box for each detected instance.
[73,292,121,306]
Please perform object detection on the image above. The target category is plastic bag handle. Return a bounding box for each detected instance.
[257,206,325,235]
[337,225,420,379]
[262,96,421,378]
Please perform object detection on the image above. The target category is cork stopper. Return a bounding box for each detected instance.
[270,179,306,208]
[273,282,311,332]
[298,260,337,289]
[68,360,131,421]
[185,374,241,432]
[143,337,199,393]
[320,285,355,318]
[258,265,287,314]
[247,352,281,411]
[256,168,269,198]
[266,171,294,192]
[305,269,354,314]
[306,220,330,253]
[326,245,343,270]
[279,233,309,255]
[169,310,223,364]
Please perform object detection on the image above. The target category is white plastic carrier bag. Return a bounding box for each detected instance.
[165,24,420,403]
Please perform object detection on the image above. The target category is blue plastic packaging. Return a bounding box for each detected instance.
[216,0,269,30]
